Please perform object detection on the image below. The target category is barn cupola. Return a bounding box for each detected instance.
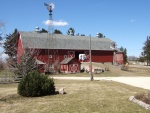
[69,29,74,36]
[35,26,40,32]
[96,32,99,37]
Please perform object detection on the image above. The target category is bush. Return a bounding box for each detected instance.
[18,71,55,97]
[121,65,128,71]
[135,93,150,104]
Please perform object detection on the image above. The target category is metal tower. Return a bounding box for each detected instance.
[44,3,59,73]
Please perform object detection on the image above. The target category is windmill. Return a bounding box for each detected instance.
[44,3,59,74]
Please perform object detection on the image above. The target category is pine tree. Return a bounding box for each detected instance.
[124,48,128,63]
[3,29,18,67]
[53,29,62,34]
[119,46,128,63]
[3,29,18,57]
[142,36,150,65]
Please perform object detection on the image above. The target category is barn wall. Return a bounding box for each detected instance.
[116,53,124,64]
[17,36,24,63]
[92,50,114,62]
[36,49,114,64]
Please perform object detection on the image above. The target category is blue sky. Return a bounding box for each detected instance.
[0,0,150,57]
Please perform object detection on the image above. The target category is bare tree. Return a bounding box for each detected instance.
[16,48,40,77]
[0,58,4,71]
[3,29,41,77]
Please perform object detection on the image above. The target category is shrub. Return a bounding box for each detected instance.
[121,65,128,71]
[135,93,150,104]
[18,71,55,97]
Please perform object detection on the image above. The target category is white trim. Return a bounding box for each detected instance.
[49,55,52,58]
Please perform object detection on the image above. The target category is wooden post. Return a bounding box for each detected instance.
[89,35,93,81]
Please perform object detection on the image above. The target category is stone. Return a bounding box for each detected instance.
[129,96,135,101]
[59,88,66,94]
[129,96,150,110]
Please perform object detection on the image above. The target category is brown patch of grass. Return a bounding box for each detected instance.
[0,80,150,113]
[135,93,150,104]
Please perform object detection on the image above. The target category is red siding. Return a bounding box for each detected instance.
[36,49,114,64]
[17,35,24,63]
[91,50,114,62]
[17,37,115,73]
[116,53,124,64]
[60,58,81,73]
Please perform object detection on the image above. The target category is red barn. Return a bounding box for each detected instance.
[17,31,124,73]
[60,57,81,73]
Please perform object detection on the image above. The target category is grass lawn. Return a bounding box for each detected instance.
[0,80,149,113]
[0,63,150,78]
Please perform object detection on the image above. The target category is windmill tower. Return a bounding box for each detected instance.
[44,3,59,74]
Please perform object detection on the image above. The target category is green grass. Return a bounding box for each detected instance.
[0,80,149,113]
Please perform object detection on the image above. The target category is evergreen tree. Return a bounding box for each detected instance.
[124,48,128,63]
[97,33,103,38]
[3,29,18,67]
[53,29,62,34]
[142,36,150,65]
[81,34,85,36]
[40,28,48,33]
[119,46,128,63]
[3,29,18,58]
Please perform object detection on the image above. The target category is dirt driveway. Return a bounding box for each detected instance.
[53,76,150,90]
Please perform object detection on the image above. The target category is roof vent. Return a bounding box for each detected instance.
[69,29,74,36]
[35,26,40,32]
[96,33,99,37]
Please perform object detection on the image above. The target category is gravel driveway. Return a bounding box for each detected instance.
[53,77,150,90]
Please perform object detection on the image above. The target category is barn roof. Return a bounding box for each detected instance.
[61,57,81,64]
[19,31,115,51]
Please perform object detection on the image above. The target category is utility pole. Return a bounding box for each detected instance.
[89,35,94,81]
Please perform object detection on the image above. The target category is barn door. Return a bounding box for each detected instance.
[85,51,90,62]
[69,64,78,73]
[68,51,75,58]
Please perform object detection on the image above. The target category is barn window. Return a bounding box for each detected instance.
[64,55,67,58]
[49,55,52,58]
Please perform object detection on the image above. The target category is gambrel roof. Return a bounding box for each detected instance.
[19,31,114,51]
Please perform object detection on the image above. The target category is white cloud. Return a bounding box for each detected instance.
[43,20,69,26]
[130,19,135,23]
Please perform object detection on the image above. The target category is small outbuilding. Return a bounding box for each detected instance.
[60,57,81,73]
[36,59,46,73]
[115,52,124,65]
